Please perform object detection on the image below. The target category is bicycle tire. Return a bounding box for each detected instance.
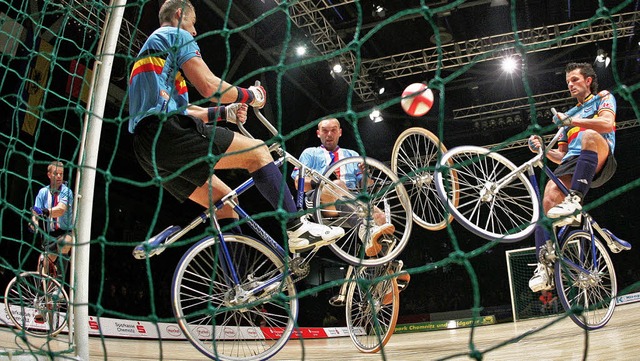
[172,234,298,361]
[555,230,617,330]
[345,265,399,353]
[313,156,413,266]
[391,127,457,231]
[4,271,69,337]
[435,146,539,242]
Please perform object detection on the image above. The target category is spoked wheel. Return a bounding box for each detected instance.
[555,231,617,330]
[391,127,457,231]
[313,156,413,266]
[172,234,298,361]
[346,265,399,353]
[4,271,69,337]
[435,146,539,242]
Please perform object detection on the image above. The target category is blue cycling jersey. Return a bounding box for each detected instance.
[559,90,616,162]
[292,146,361,189]
[34,184,73,232]
[128,26,201,133]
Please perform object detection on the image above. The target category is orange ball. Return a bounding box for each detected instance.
[401,83,434,117]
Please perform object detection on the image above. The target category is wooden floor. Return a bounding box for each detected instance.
[1,302,638,360]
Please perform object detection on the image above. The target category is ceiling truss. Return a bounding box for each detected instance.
[70,1,638,121]
[274,4,638,106]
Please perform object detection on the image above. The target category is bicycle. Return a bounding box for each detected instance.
[326,126,458,353]
[434,107,627,330]
[4,217,70,337]
[132,104,412,360]
[391,126,458,231]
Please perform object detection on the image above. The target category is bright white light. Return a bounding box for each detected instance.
[295,45,306,56]
[501,56,518,73]
[332,63,343,74]
[447,320,457,329]
[378,86,385,95]
[369,108,383,122]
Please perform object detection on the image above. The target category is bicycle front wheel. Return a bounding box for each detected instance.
[555,231,617,330]
[391,127,456,231]
[346,265,399,353]
[435,146,539,242]
[4,271,69,337]
[314,156,413,266]
[172,234,298,361]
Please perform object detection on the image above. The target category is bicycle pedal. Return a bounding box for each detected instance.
[552,214,581,228]
[132,225,181,259]
[328,294,346,307]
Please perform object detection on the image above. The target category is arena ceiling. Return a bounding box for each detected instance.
[155,0,640,124]
[5,0,638,128]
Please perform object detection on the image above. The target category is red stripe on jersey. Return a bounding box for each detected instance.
[175,73,188,95]
[566,127,582,144]
[129,57,165,83]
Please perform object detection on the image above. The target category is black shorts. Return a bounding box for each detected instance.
[554,151,617,189]
[133,114,235,202]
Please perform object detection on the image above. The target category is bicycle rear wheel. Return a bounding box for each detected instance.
[391,127,456,230]
[435,146,539,242]
[555,231,617,330]
[172,234,298,361]
[4,271,69,337]
[314,156,413,266]
[345,265,399,353]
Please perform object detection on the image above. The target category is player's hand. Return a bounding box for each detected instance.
[32,206,49,217]
[225,103,248,124]
[248,85,266,109]
[527,135,542,153]
[552,112,572,127]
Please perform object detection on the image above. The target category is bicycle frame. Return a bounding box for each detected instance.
[169,127,363,297]
[489,124,616,280]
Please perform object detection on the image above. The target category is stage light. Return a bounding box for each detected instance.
[373,75,386,95]
[330,62,343,78]
[369,108,383,122]
[501,56,518,73]
[295,45,306,56]
[372,4,386,18]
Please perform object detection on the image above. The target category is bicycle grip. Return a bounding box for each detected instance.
[550,108,557,116]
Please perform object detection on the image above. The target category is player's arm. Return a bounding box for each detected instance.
[187,103,247,124]
[293,152,317,192]
[49,201,68,218]
[546,143,567,165]
[568,109,615,133]
[181,57,265,108]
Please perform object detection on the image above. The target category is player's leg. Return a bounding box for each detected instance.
[547,130,610,222]
[315,157,412,266]
[317,178,393,257]
[215,132,344,252]
[188,174,239,224]
[529,178,569,292]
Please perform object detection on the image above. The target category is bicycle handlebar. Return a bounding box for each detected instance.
[543,108,566,154]
[236,80,280,139]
